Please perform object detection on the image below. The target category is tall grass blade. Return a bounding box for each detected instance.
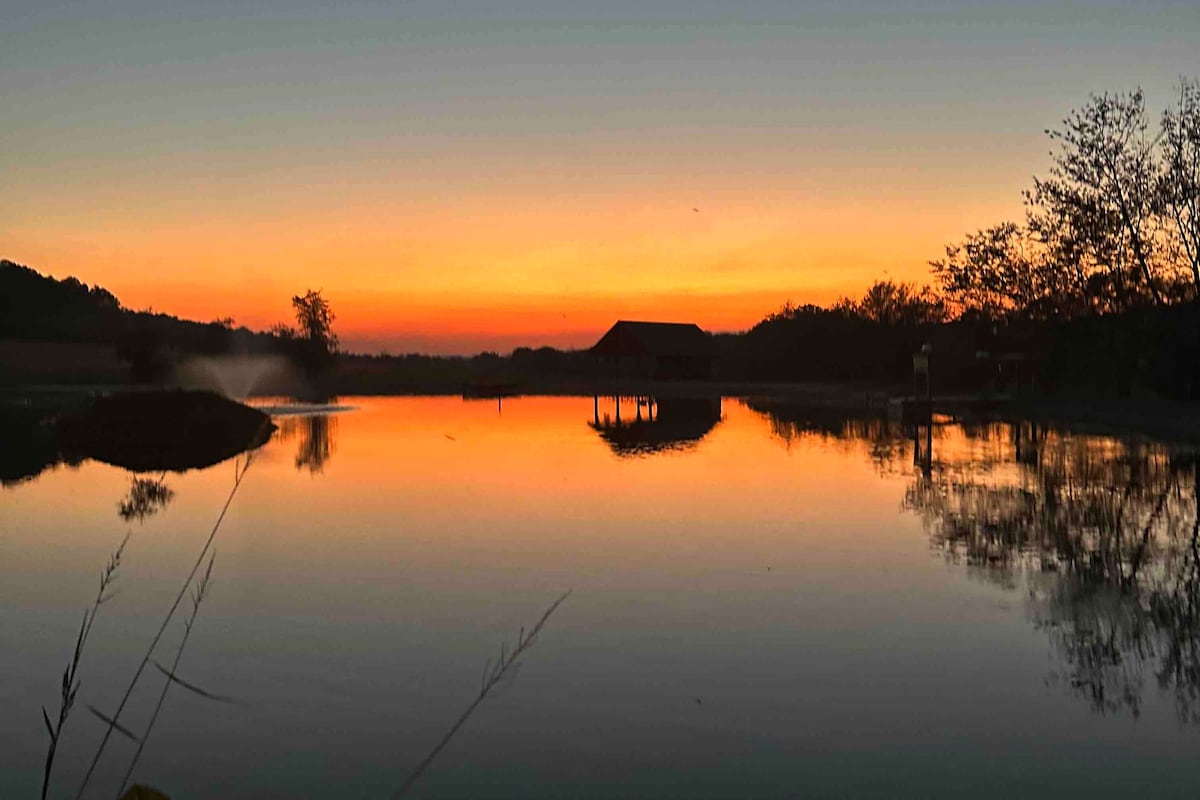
[74,448,261,800]
[150,661,243,705]
[86,706,140,743]
[41,532,128,800]
[393,590,571,798]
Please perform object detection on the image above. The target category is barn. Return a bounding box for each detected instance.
[590,320,718,380]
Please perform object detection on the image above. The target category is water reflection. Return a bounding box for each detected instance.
[275,413,338,473]
[747,400,1200,723]
[0,397,91,486]
[1,392,274,486]
[904,423,1200,722]
[744,398,909,471]
[7,396,1200,797]
[588,396,722,457]
[0,407,70,486]
[116,474,175,523]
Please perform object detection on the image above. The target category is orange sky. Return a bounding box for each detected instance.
[4,178,1027,353]
[4,2,1196,354]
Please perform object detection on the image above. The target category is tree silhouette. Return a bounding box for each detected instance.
[276,289,339,380]
[834,279,947,326]
[933,82,1200,319]
[1026,88,1169,309]
[291,290,338,353]
[1160,77,1200,292]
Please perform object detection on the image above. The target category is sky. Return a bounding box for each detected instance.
[3,1,1198,354]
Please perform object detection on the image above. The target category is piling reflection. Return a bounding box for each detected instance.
[588,396,722,457]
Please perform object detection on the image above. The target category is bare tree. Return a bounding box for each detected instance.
[930,221,1071,319]
[1025,89,1167,309]
[1159,77,1200,294]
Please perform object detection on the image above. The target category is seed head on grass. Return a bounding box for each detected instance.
[74,450,259,800]
[394,590,572,798]
[41,532,130,800]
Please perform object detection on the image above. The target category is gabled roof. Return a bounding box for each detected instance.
[591,320,716,358]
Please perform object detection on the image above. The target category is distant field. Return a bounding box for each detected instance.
[0,340,126,386]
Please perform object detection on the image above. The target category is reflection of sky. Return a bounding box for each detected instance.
[4,2,1198,352]
[3,396,1200,796]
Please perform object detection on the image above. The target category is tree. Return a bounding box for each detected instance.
[931,221,1085,319]
[835,280,946,326]
[933,82,1200,321]
[1160,77,1200,294]
[291,289,339,353]
[276,289,339,378]
[1025,89,1169,309]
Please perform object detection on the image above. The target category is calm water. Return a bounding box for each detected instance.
[4,396,1200,798]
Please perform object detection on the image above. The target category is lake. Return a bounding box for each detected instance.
[4,395,1200,798]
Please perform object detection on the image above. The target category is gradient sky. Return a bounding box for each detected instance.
[3,1,1198,353]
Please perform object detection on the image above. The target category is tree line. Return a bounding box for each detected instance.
[0,259,339,385]
[728,79,1200,398]
[4,79,1198,398]
[934,79,1199,319]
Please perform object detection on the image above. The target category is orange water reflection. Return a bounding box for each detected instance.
[5,397,1200,798]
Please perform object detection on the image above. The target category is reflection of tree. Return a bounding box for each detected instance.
[742,399,911,472]
[117,474,175,523]
[905,426,1200,722]
[276,414,337,474]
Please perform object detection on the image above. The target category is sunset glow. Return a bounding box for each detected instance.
[4,1,1197,353]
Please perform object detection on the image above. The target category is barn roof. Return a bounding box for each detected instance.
[590,320,716,358]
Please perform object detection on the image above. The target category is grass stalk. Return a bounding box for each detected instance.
[73,453,256,799]
[393,590,571,799]
[41,533,129,800]
[116,551,218,795]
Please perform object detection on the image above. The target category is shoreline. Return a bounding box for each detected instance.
[6,379,1200,446]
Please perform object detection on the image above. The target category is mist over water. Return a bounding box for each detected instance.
[174,354,293,399]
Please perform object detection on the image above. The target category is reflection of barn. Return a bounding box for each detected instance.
[589,396,722,456]
[591,321,718,380]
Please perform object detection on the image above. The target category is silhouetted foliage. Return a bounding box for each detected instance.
[934,82,1200,321]
[725,294,950,386]
[1160,77,1200,291]
[0,260,122,341]
[931,222,1070,319]
[833,280,947,326]
[274,289,339,382]
[0,260,282,383]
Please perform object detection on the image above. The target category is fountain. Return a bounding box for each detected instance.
[174,354,293,399]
